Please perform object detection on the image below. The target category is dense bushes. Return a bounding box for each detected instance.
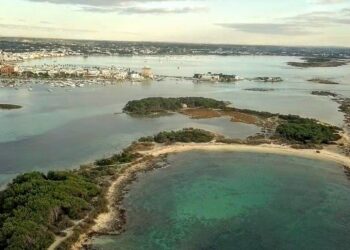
[95,150,141,167]
[0,171,100,250]
[151,128,215,143]
[226,107,275,119]
[123,97,227,115]
[276,116,341,144]
[0,104,22,110]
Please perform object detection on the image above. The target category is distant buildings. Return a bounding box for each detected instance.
[0,50,76,63]
[0,65,15,76]
[141,67,154,79]
[0,63,155,82]
[1,38,350,59]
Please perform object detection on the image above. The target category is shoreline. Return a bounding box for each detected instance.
[72,142,350,249]
[147,143,350,167]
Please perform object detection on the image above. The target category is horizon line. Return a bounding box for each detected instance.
[1,35,350,50]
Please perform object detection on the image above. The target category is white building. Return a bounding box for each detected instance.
[141,67,154,79]
[129,72,143,81]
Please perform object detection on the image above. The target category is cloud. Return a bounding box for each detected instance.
[0,23,95,33]
[216,23,311,35]
[285,10,350,25]
[25,0,195,7]
[25,0,206,15]
[217,8,350,36]
[313,0,348,4]
[25,0,135,6]
[82,5,207,14]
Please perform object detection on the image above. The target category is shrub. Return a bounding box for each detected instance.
[153,128,215,144]
[275,116,341,144]
[123,97,227,115]
[0,171,100,249]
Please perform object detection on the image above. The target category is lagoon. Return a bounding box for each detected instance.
[93,151,350,250]
[1,55,349,187]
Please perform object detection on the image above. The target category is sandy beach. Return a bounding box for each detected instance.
[71,159,158,250]
[71,142,350,249]
[146,143,350,168]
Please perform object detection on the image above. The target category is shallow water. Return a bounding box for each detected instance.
[92,151,350,250]
[1,55,349,186]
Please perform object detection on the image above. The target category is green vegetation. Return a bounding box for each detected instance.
[311,91,338,97]
[308,78,339,85]
[0,104,22,110]
[139,128,215,144]
[95,148,141,167]
[0,127,214,249]
[0,96,344,249]
[125,97,343,147]
[276,115,341,145]
[123,97,227,115]
[288,57,347,68]
[245,88,275,92]
[339,99,350,117]
[226,107,276,119]
[337,98,350,126]
[0,171,101,250]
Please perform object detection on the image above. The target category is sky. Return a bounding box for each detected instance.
[0,0,350,46]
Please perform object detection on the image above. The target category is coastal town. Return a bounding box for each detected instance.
[1,37,350,58]
[0,64,155,81]
[0,55,157,90]
[0,47,156,82]
[0,49,75,63]
[0,53,285,88]
[0,63,284,89]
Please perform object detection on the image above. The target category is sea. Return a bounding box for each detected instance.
[1,55,350,249]
[0,55,349,187]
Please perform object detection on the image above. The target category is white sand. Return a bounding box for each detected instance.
[71,142,350,249]
[146,143,350,168]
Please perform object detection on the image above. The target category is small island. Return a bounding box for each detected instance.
[311,91,338,97]
[193,73,242,82]
[252,77,283,82]
[308,78,340,85]
[245,88,275,92]
[192,73,283,83]
[123,97,227,115]
[288,57,348,68]
[0,104,22,110]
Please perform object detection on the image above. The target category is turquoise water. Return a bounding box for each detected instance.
[1,55,350,186]
[93,152,350,250]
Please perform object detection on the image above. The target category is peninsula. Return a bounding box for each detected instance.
[0,97,348,250]
[288,57,348,68]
